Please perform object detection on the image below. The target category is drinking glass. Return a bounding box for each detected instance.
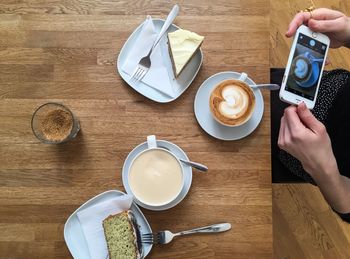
[31,102,80,144]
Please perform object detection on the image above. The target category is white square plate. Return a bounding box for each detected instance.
[64,190,153,259]
[117,18,203,103]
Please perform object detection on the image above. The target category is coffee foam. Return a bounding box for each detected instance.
[219,85,249,119]
[210,79,255,126]
[294,59,308,78]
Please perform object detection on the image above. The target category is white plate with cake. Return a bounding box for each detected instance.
[64,190,153,259]
[194,71,264,141]
[117,18,203,103]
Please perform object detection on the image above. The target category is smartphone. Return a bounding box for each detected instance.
[279,25,330,109]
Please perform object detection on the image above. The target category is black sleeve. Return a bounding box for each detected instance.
[333,208,350,223]
[327,76,350,224]
[325,75,350,179]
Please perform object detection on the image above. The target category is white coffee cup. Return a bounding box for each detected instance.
[128,135,185,208]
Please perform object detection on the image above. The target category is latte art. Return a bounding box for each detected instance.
[209,79,255,126]
[219,85,249,119]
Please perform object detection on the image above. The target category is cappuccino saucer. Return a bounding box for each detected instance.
[194,71,264,141]
[122,140,193,211]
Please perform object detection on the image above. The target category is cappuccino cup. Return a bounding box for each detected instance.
[209,73,256,127]
[128,135,184,208]
[291,52,323,88]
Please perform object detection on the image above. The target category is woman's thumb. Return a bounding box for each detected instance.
[297,103,323,132]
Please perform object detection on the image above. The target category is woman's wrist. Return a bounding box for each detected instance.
[304,156,340,182]
[311,162,350,214]
[309,158,340,185]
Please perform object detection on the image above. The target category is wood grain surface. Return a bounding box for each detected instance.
[0,0,272,258]
[271,0,350,258]
[274,184,350,259]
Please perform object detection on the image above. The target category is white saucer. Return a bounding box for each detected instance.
[64,190,153,259]
[122,140,193,211]
[117,18,203,103]
[194,71,264,141]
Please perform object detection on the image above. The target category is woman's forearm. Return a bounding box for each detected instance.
[310,163,350,213]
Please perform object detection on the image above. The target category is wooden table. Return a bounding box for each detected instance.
[0,1,272,258]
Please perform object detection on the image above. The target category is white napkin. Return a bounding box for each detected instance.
[122,16,175,98]
[77,195,133,259]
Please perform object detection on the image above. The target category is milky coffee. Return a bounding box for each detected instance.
[129,149,183,206]
[209,79,255,126]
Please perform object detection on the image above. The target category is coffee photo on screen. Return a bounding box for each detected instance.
[285,33,327,100]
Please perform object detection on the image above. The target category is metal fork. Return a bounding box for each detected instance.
[130,4,179,82]
[141,223,231,245]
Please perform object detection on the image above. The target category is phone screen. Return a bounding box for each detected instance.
[285,33,327,100]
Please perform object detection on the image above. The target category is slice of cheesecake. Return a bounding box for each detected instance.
[168,29,204,78]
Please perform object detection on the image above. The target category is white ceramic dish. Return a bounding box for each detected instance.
[117,18,203,103]
[194,71,264,141]
[122,140,193,210]
[64,190,153,259]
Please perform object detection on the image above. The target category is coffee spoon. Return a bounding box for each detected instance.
[178,158,208,172]
[249,84,280,91]
[159,146,208,172]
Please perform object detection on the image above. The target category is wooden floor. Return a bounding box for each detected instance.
[271,0,350,258]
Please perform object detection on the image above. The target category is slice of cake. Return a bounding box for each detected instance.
[103,211,141,259]
[168,29,204,77]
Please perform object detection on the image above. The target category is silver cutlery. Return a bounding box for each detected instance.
[130,5,180,82]
[249,83,280,91]
[159,145,208,172]
[141,223,231,245]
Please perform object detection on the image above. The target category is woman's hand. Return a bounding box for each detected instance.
[286,8,350,48]
[278,103,350,213]
[278,103,338,177]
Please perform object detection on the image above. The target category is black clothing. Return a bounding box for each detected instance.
[273,69,350,223]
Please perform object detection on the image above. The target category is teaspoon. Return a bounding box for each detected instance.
[159,146,208,172]
[249,84,280,91]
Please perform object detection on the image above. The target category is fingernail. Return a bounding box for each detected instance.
[299,102,306,110]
